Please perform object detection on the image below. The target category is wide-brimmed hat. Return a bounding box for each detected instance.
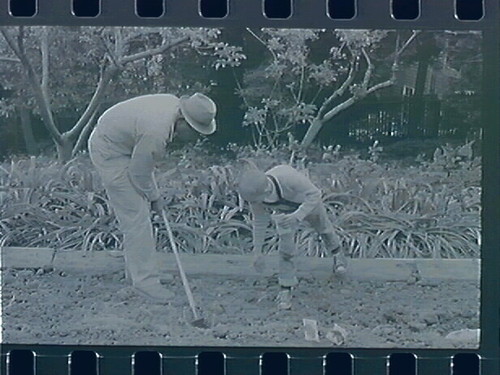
[179,93,217,135]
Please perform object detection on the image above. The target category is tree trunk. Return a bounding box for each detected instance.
[18,107,37,154]
[301,118,325,148]
[301,95,358,148]
[56,136,74,163]
[72,109,99,157]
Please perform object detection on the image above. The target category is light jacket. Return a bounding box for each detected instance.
[249,165,322,252]
[92,94,179,201]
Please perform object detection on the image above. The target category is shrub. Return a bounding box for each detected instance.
[0,142,480,258]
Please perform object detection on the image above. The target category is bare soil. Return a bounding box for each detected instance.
[1,254,479,349]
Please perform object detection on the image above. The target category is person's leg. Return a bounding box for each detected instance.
[89,137,172,302]
[305,204,347,274]
[105,179,159,287]
[276,221,298,287]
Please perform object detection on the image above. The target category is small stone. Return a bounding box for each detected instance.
[422,311,439,325]
[246,296,257,303]
[210,303,226,315]
[372,324,395,336]
[318,302,330,312]
[326,324,348,345]
[418,280,439,287]
[408,321,427,332]
[383,311,398,323]
[212,326,229,339]
[43,265,54,273]
[406,275,419,285]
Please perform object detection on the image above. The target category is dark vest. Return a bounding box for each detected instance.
[263,175,300,213]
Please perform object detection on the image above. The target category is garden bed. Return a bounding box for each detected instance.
[1,250,480,348]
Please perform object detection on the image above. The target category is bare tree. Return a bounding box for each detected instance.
[0,27,232,161]
[301,30,420,147]
[239,29,420,148]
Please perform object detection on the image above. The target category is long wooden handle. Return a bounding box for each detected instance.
[162,210,199,320]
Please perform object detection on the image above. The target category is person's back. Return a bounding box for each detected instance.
[265,165,320,211]
[94,94,179,156]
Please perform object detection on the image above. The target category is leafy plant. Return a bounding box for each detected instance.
[0,141,480,259]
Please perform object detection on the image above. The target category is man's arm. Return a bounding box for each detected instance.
[128,133,166,202]
[292,185,322,221]
[280,168,322,221]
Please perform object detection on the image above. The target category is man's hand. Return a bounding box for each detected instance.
[274,213,300,229]
[151,199,165,215]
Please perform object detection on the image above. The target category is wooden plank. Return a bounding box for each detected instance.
[414,258,480,282]
[156,254,480,282]
[4,248,480,281]
[0,247,55,269]
[52,250,124,276]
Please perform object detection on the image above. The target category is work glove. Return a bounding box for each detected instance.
[151,198,165,215]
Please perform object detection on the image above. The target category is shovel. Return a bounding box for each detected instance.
[161,209,210,329]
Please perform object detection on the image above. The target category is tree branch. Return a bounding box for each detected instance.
[318,55,356,118]
[366,79,394,95]
[0,56,21,63]
[66,65,117,140]
[119,36,189,65]
[397,30,420,58]
[361,48,373,89]
[68,35,190,140]
[99,33,122,69]
[246,28,278,61]
[72,108,99,156]
[322,96,357,123]
[365,31,420,96]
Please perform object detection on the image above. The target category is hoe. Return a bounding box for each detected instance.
[161,209,210,329]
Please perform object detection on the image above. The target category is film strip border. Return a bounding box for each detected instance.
[0,347,495,375]
[0,0,496,28]
[1,1,499,375]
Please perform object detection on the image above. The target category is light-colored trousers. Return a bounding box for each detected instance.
[276,204,340,284]
[88,131,160,287]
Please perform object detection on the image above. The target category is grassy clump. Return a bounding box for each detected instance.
[0,141,480,258]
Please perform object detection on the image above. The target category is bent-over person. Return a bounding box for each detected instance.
[88,93,217,304]
[238,164,348,290]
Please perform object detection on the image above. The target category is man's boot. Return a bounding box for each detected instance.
[332,249,348,276]
[321,232,348,276]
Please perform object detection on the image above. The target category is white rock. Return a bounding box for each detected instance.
[326,323,348,345]
[445,329,480,346]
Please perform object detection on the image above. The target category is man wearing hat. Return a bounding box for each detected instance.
[88,93,217,303]
[238,164,347,292]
